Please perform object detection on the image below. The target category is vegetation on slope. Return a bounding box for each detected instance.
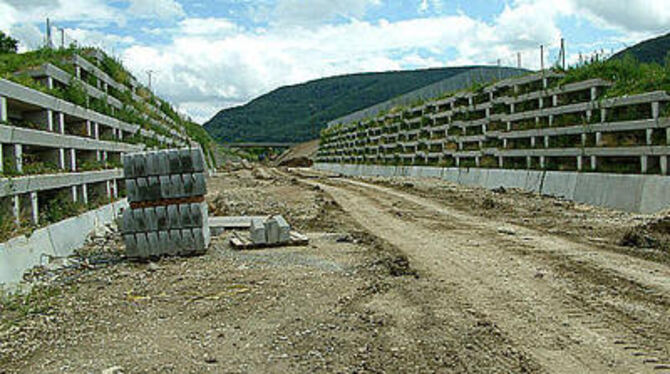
[611,32,670,65]
[0,45,217,163]
[559,53,670,97]
[204,66,482,144]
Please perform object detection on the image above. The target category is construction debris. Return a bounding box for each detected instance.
[230,215,308,249]
[121,149,211,259]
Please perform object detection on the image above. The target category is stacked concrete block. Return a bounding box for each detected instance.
[121,148,210,259]
[249,215,292,245]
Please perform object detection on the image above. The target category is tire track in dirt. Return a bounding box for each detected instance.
[290,172,670,373]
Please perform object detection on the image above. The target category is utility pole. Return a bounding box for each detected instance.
[46,18,52,49]
[497,59,501,80]
[146,70,156,91]
[540,45,544,71]
[561,38,566,70]
[517,52,521,69]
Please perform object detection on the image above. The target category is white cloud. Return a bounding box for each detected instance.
[127,0,186,20]
[269,0,381,27]
[571,0,670,33]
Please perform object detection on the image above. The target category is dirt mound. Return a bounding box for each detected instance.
[621,216,670,250]
[278,156,313,167]
[273,139,319,167]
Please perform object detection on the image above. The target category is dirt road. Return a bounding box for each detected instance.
[1,166,669,373]
[284,168,670,373]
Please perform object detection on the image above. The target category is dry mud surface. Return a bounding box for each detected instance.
[1,166,669,373]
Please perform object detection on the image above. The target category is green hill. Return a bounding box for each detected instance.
[611,31,670,64]
[204,66,490,144]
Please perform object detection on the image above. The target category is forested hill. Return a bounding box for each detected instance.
[611,31,670,64]
[204,66,484,143]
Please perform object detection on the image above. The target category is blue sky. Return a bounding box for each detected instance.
[1,0,669,123]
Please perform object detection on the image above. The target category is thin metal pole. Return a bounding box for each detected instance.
[540,45,544,71]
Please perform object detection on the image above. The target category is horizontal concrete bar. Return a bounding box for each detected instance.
[0,78,138,133]
[0,169,123,197]
[0,124,143,153]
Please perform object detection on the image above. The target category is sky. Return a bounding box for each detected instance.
[1,0,669,123]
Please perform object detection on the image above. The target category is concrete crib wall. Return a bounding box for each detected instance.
[313,163,670,214]
[0,199,127,286]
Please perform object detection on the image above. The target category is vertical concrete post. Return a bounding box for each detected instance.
[652,102,660,121]
[552,95,558,107]
[506,122,511,131]
[548,115,554,126]
[12,195,20,225]
[57,148,66,170]
[510,103,515,114]
[530,137,536,148]
[96,150,102,162]
[601,109,607,123]
[667,128,670,145]
[106,180,112,198]
[69,149,76,171]
[0,95,7,123]
[86,120,92,137]
[94,122,99,140]
[581,133,587,146]
[596,132,603,146]
[75,65,81,79]
[46,109,54,132]
[590,87,598,101]
[0,143,3,174]
[661,156,668,175]
[455,157,460,167]
[577,156,583,171]
[526,156,531,169]
[71,185,78,202]
[590,156,597,171]
[646,129,654,146]
[112,179,118,199]
[538,97,543,109]
[540,156,545,169]
[503,139,508,148]
[30,192,38,224]
[498,156,504,168]
[57,112,65,134]
[15,144,23,173]
[47,77,54,90]
[475,156,480,167]
[641,156,648,173]
[82,184,89,205]
[544,136,549,148]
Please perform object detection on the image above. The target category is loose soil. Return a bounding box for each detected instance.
[1,166,669,373]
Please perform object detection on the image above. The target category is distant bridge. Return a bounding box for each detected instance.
[224,142,298,148]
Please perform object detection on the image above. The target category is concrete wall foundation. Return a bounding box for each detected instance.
[314,163,670,214]
[0,199,127,286]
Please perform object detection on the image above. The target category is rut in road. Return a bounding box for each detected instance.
[293,173,670,374]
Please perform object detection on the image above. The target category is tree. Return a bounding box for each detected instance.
[0,31,18,54]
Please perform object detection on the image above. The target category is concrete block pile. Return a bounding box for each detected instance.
[250,216,291,245]
[121,149,210,259]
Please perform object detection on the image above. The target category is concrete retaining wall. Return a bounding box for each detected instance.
[314,163,670,214]
[0,199,127,286]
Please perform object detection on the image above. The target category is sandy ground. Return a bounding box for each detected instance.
[1,166,669,373]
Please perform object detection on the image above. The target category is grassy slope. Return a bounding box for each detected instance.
[611,32,670,65]
[203,66,482,144]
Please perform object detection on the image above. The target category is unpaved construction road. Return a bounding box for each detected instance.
[1,166,669,373]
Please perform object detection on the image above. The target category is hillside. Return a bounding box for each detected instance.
[204,66,487,144]
[611,31,670,64]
